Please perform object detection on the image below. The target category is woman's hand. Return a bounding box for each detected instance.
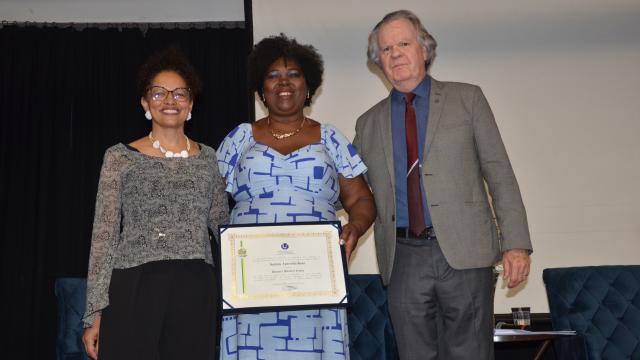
[340,223,364,261]
[82,313,101,360]
[338,174,377,261]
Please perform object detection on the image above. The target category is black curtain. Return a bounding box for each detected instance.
[0,23,249,359]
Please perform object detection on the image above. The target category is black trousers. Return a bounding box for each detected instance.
[99,260,218,360]
[388,239,494,360]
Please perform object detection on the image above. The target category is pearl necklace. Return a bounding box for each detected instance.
[148,131,191,158]
[267,116,307,140]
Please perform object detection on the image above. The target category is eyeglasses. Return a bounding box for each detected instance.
[147,86,192,102]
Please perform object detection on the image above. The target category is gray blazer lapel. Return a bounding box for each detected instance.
[424,79,446,160]
[377,97,395,191]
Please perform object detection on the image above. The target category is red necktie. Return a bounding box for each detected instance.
[405,93,427,236]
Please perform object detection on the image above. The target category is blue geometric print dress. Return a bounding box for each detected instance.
[216,122,367,360]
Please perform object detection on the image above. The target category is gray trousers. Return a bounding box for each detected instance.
[388,239,494,360]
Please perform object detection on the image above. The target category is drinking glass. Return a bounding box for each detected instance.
[511,307,531,329]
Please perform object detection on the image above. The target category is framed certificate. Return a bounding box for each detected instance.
[217,221,348,313]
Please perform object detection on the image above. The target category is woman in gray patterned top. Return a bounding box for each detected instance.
[81,48,229,360]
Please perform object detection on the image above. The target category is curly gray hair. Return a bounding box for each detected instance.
[367,10,437,71]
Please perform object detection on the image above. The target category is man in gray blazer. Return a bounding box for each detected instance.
[353,10,533,360]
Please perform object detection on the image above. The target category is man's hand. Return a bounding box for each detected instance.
[82,313,101,360]
[502,249,531,288]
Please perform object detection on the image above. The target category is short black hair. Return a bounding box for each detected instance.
[136,47,202,101]
[248,34,323,106]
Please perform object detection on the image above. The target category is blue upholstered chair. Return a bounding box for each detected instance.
[348,274,398,360]
[54,278,90,360]
[543,265,640,360]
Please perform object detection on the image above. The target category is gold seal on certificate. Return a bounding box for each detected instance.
[218,222,348,313]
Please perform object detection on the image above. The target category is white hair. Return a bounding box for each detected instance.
[367,9,437,71]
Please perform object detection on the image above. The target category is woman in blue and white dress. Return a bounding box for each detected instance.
[216,34,376,360]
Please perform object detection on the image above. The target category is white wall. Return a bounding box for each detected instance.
[253,0,640,313]
[0,0,243,22]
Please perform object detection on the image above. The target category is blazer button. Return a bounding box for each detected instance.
[391,215,395,222]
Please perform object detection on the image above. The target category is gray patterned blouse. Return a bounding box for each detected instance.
[82,143,229,327]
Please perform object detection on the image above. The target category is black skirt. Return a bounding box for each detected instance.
[99,259,218,360]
